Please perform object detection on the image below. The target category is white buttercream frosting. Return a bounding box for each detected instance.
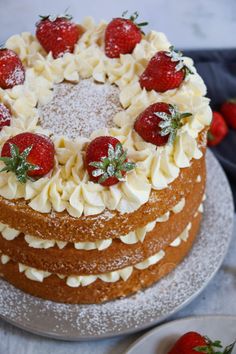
[0,197,185,249]
[0,17,211,218]
[196,175,202,183]
[172,198,185,214]
[18,263,51,282]
[194,201,205,217]
[0,221,193,287]
[1,254,10,265]
[24,235,67,250]
[169,222,192,247]
[0,222,20,241]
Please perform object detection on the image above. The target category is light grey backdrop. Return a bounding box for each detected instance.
[0,0,236,49]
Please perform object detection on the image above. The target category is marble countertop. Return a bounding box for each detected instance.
[0,0,236,353]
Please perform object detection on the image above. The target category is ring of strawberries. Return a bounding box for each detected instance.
[0,11,195,186]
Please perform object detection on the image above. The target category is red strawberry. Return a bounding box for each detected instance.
[85,136,136,186]
[168,331,235,354]
[0,132,55,183]
[221,99,236,129]
[0,103,11,131]
[105,11,148,58]
[208,111,228,147]
[139,46,192,92]
[36,14,82,59]
[134,102,192,146]
[0,49,25,89]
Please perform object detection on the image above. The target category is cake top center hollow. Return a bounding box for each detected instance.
[38,79,123,139]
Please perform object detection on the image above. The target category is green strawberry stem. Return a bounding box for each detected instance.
[155,105,192,145]
[122,10,148,32]
[194,337,236,354]
[89,143,136,184]
[0,143,39,184]
[39,13,72,21]
[166,46,193,77]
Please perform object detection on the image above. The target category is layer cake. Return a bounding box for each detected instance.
[0,14,211,303]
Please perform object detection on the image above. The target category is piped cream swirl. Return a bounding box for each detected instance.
[0,220,194,287]
[0,17,211,218]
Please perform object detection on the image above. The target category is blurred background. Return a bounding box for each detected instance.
[0,0,236,49]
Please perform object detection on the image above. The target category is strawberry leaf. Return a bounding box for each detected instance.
[39,13,72,22]
[89,142,135,184]
[10,143,19,158]
[21,145,33,159]
[155,105,192,145]
[98,172,109,184]
[92,168,104,177]
[121,10,148,32]
[0,143,39,184]
[122,10,129,18]
[89,161,104,169]
[195,338,236,354]
[114,143,123,159]
[193,346,209,353]
[121,162,136,171]
[166,46,193,76]
[115,170,124,180]
[118,151,127,165]
[180,112,192,119]
[101,157,110,167]
[108,143,115,159]
[223,341,236,354]
[107,164,115,176]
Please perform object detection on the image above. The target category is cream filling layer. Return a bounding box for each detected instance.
[0,217,199,288]
[0,198,186,251]
[0,224,189,286]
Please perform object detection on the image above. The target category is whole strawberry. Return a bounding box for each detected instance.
[139,46,192,92]
[0,103,11,131]
[221,99,236,129]
[0,132,55,183]
[36,14,81,59]
[105,11,148,58]
[208,111,228,147]
[168,331,235,354]
[85,136,136,186]
[0,49,25,89]
[134,102,192,146]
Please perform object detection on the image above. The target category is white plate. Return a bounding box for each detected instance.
[125,316,236,354]
[0,151,234,340]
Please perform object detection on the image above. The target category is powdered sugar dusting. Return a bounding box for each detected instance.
[0,103,11,129]
[0,49,25,88]
[5,65,25,88]
[38,79,123,139]
[0,152,234,339]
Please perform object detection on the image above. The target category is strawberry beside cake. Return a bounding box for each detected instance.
[0,12,211,303]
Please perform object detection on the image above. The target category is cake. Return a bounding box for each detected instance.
[0,13,212,304]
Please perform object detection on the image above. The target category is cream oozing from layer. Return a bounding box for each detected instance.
[196,175,202,183]
[0,219,196,287]
[0,198,186,250]
[0,17,211,218]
